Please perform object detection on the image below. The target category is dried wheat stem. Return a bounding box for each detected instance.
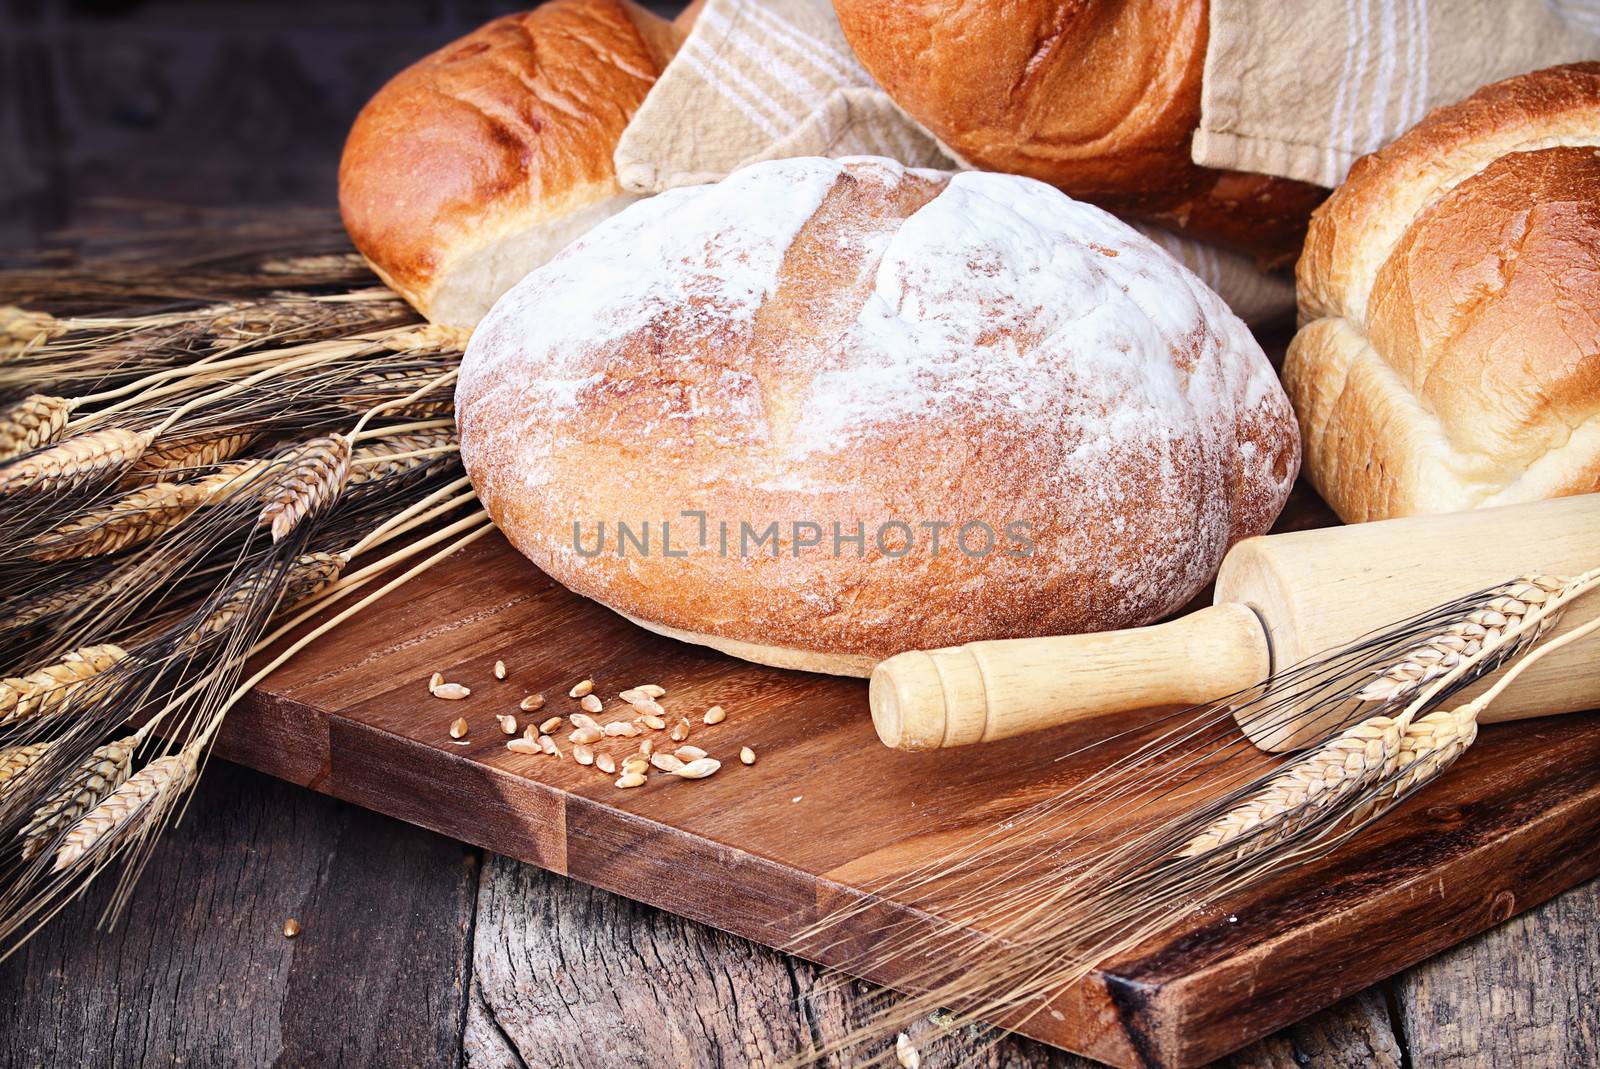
[20,735,138,861]
[0,395,75,459]
[343,475,474,558]
[52,749,198,872]
[0,427,153,495]
[348,417,454,443]
[347,367,458,439]
[349,445,459,467]
[0,645,127,725]
[228,520,494,706]
[0,743,52,800]
[258,434,352,541]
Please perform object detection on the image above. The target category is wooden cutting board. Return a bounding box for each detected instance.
[227,486,1600,1069]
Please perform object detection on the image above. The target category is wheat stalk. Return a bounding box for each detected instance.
[27,463,263,561]
[0,744,52,800]
[0,427,153,495]
[51,750,198,872]
[257,434,352,541]
[0,644,127,726]
[0,395,75,460]
[19,735,138,861]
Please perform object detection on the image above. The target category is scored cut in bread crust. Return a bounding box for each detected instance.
[457,157,1299,672]
[1289,64,1600,523]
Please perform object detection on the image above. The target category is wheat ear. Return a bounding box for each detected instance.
[0,395,75,460]
[28,462,264,561]
[0,306,63,352]
[187,552,346,643]
[19,736,138,861]
[123,430,258,483]
[0,645,128,726]
[0,744,52,800]
[51,750,198,872]
[257,434,352,541]
[0,427,153,495]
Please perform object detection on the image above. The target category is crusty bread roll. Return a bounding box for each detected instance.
[457,157,1298,675]
[1287,64,1600,523]
[831,0,1325,266]
[339,0,690,328]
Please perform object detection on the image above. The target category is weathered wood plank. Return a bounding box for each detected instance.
[0,761,477,1069]
[1393,876,1599,1069]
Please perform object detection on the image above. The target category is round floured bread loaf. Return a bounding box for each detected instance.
[831,0,1326,266]
[1288,64,1600,523]
[457,157,1299,675]
[339,0,690,328]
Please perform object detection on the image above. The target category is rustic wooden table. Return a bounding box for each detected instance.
[0,759,1593,1068]
[2,2,1595,1065]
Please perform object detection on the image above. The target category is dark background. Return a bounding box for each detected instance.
[0,0,681,252]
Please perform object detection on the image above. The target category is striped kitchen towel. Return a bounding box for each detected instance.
[1196,0,1600,189]
[613,0,1296,325]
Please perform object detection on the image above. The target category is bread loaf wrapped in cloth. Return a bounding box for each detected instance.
[457,157,1299,675]
[1287,64,1600,523]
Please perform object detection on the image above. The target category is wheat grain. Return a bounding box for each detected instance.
[0,395,74,459]
[0,743,52,799]
[0,644,127,726]
[671,758,720,780]
[52,751,197,872]
[258,434,351,541]
[19,735,138,861]
[346,429,458,486]
[0,427,152,495]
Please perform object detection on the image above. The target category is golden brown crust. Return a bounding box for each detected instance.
[1288,65,1600,522]
[832,0,1325,265]
[457,158,1299,670]
[338,0,675,325]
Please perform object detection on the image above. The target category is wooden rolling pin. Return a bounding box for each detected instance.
[871,493,1600,752]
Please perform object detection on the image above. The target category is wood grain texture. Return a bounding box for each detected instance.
[0,764,477,1069]
[215,487,1600,1069]
[1393,878,1599,1068]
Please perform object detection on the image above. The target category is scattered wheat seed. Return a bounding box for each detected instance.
[506,737,540,754]
[519,693,546,712]
[703,705,726,725]
[580,694,603,714]
[670,719,690,742]
[569,679,594,698]
[641,714,667,730]
[740,747,756,766]
[792,796,802,803]
[428,672,444,694]
[284,918,301,939]
[570,712,600,732]
[538,734,559,757]
[569,726,603,745]
[573,744,595,766]
[498,715,518,736]
[896,1033,920,1069]
[671,757,721,780]
[604,721,641,738]
[615,772,647,789]
[434,682,470,700]
[651,753,685,773]
[523,724,537,741]
[637,684,666,698]
[639,738,655,757]
[619,690,665,717]
[494,660,506,680]
[622,755,650,776]
[595,753,617,775]
[674,745,707,761]
[539,716,562,734]
[449,717,469,739]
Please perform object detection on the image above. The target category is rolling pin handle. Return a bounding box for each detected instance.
[870,603,1273,751]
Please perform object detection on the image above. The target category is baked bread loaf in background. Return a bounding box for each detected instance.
[1287,64,1600,523]
[831,0,1327,266]
[458,157,1299,675]
[339,0,694,328]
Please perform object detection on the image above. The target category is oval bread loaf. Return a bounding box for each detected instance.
[457,157,1299,675]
